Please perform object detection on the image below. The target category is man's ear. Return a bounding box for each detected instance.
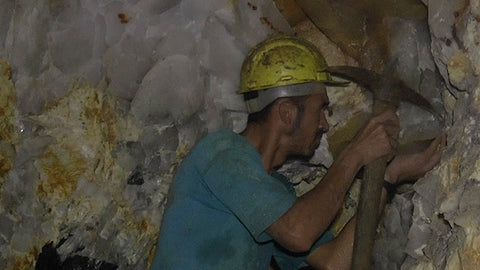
[276,99,297,128]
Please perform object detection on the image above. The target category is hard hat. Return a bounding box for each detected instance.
[239,35,345,94]
[238,35,346,113]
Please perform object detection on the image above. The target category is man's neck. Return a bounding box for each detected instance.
[241,123,287,174]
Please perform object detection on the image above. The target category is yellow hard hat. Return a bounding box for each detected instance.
[239,35,345,94]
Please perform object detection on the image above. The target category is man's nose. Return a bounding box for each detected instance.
[319,112,329,132]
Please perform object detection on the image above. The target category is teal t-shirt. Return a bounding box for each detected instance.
[152,129,333,269]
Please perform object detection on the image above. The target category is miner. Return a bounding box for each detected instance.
[152,35,445,269]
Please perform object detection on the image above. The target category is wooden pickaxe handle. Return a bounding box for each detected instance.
[352,101,395,270]
[325,66,440,269]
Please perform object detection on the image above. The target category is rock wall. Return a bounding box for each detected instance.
[375,0,480,269]
[1,0,479,269]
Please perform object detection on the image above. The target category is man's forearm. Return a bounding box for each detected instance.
[267,149,363,251]
[297,149,363,238]
[305,187,390,269]
[306,216,355,270]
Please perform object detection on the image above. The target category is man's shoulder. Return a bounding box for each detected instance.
[187,129,260,169]
[196,129,249,153]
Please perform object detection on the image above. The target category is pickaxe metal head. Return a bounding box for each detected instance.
[326,66,440,119]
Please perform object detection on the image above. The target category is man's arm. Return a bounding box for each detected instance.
[305,216,355,270]
[304,187,390,270]
[267,110,400,252]
[305,134,446,269]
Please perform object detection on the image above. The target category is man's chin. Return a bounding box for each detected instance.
[289,148,316,161]
[313,136,322,149]
[307,137,323,157]
[304,147,317,159]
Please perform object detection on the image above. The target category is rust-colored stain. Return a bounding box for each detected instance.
[0,60,18,182]
[37,145,87,199]
[141,218,149,233]
[0,63,17,142]
[0,151,12,178]
[12,246,39,270]
[118,13,131,24]
[448,53,469,81]
[84,91,118,144]
[12,256,34,270]
[1,61,12,80]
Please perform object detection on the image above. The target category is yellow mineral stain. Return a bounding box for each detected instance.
[25,82,147,265]
[147,243,158,270]
[31,84,131,188]
[460,236,480,269]
[9,252,38,270]
[447,53,469,83]
[141,218,150,233]
[37,145,87,199]
[0,145,14,179]
[11,246,39,270]
[12,256,34,270]
[169,143,191,174]
[0,60,18,143]
[438,156,461,193]
[0,60,18,190]
[84,92,118,145]
[1,60,12,80]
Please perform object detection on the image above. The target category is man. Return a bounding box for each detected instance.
[152,35,445,269]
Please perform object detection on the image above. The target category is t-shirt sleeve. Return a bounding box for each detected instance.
[201,148,296,243]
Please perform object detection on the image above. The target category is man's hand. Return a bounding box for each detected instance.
[385,134,447,184]
[345,109,400,167]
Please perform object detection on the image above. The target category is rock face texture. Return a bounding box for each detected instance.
[0,0,479,269]
[379,1,480,269]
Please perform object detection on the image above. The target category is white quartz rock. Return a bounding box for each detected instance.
[133,0,181,16]
[179,0,228,34]
[105,46,153,100]
[130,55,203,124]
[145,5,186,41]
[0,0,14,52]
[48,15,96,75]
[6,0,50,78]
[199,15,245,79]
[398,102,444,143]
[103,1,128,47]
[232,0,293,46]
[155,29,197,60]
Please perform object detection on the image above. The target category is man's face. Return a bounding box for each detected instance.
[289,89,330,157]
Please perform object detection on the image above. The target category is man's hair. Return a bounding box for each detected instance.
[246,95,308,125]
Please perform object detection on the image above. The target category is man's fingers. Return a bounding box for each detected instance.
[439,133,447,149]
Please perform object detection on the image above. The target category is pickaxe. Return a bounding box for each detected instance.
[326,66,441,270]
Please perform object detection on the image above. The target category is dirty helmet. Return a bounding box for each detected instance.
[238,35,347,113]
